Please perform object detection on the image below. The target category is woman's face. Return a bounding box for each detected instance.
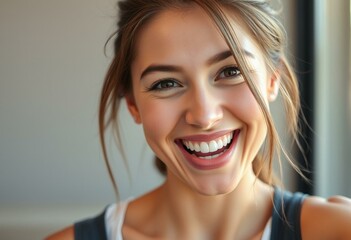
[128,6,278,195]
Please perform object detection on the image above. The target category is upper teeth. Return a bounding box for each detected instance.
[182,132,234,154]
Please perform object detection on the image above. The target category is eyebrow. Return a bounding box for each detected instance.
[140,49,255,79]
[140,65,182,79]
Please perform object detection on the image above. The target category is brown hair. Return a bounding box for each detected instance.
[99,0,303,196]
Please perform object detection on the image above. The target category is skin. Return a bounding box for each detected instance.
[46,5,351,240]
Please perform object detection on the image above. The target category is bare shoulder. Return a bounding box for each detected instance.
[301,195,351,240]
[45,225,74,240]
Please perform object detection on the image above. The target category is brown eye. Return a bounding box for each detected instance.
[218,66,241,79]
[148,79,182,91]
[158,81,177,89]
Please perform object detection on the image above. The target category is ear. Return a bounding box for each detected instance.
[267,70,280,102]
[125,95,142,124]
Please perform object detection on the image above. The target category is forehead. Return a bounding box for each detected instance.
[131,5,259,74]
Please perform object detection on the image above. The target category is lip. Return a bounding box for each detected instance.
[175,129,241,170]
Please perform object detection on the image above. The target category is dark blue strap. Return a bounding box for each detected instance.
[270,188,307,240]
[74,208,108,240]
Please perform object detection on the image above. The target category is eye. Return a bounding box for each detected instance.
[217,66,241,80]
[147,78,182,91]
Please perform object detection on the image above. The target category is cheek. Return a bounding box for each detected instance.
[225,84,268,161]
[138,100,180,145]
[225,84,264,123]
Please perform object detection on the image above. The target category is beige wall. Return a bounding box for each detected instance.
[314,0,351,197]
[0,1,162,238]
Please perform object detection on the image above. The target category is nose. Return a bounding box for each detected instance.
[185,88,223,129]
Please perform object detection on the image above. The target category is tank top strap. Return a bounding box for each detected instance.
[105,199,132,240]
[74,198,133,240]
[74,206,108,240]
[270,187,308,240]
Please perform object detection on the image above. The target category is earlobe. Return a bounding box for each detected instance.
[125,96,142,124]
[267,71,280,102]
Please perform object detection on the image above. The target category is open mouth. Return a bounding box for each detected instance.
[178,130,240,160]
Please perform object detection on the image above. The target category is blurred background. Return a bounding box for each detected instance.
[0,0,350,239]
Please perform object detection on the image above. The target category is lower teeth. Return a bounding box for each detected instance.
[195,150,226,160]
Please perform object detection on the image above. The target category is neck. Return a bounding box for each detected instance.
[157,168,273,239]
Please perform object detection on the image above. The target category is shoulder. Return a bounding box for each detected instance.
[45,225,74,240]
[301,195,351,239]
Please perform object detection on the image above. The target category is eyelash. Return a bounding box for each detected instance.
[145,78,182,92]
[216,65,241,80]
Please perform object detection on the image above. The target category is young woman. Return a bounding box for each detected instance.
[47,0,351,239]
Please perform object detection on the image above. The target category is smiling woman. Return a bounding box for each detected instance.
[46,0,351,240]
